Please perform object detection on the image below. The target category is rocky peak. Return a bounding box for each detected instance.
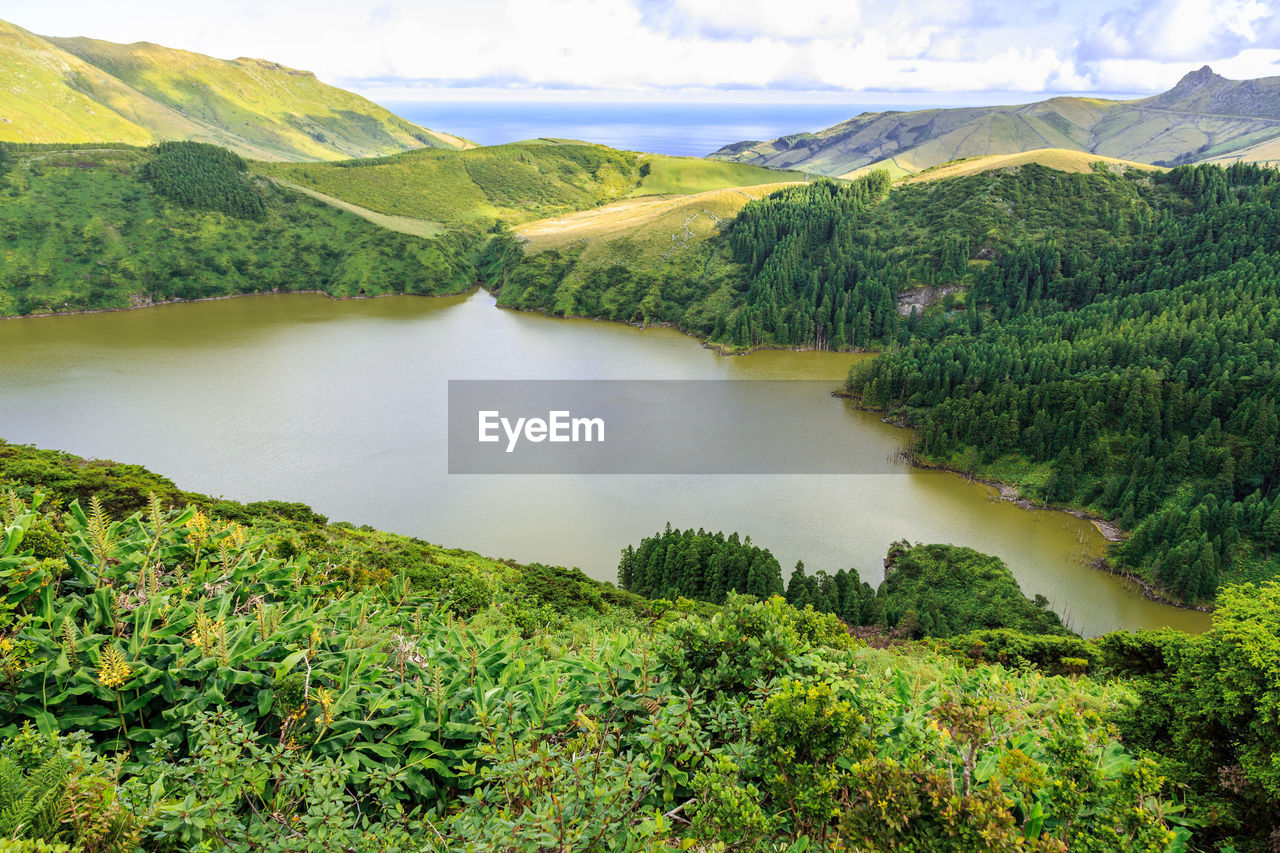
[1173,65,1225,91]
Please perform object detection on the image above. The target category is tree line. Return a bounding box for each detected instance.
[848,162,1280,603]
[617,524,785,602]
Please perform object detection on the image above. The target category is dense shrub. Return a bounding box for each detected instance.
[142,141,266,220]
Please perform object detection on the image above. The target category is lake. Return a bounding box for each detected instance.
[0,290,1210,636]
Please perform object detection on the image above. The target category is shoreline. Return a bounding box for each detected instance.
[0,287,1214,616]
[488,295,879,358]
[4,282,880,361]
[0,285,481,322]
[832,390,1214,615]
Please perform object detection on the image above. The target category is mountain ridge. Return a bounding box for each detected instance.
[711,66,1280,177]
[0,18,469,160]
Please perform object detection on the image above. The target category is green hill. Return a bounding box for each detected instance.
[257,143,803,227]
[0,142,480,316]
[0,18,468,160]
[711,66,1280,177]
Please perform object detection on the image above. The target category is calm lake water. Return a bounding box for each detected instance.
[386,102,929,157]
[0,291,1209,636]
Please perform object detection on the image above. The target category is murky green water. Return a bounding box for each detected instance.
[0,290,1210,635]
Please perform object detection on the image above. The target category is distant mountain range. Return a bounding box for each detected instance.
[0,19,470,161]
[710,66,1280,178]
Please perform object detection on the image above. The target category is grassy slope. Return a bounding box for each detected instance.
[258,143,804,228]
[0,19,187,146]
[712,69,1280,177]
[900,148,1165,183]
[634,153,804,194]
[0,18,466,161]
[0,145,478,316]
[268,177,445,238]
[516,182,798,253]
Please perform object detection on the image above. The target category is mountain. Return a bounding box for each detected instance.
[710,66,1280,177]
[0,18,469,160]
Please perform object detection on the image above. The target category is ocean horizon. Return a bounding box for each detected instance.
[386,101,938,157]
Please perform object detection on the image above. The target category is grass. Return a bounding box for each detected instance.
[635,154,805,194]
[267,177,445,238]
[516,182,796,256]
[902,149,1164,183]
[0,18,466,161]
[257,142,637,225]
[258,144,808,228]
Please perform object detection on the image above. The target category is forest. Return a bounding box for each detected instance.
[0,443,1277,850]
[490,160,1280,607]
[846,163,1280,605]
[0,142,482,317]
[620,530,1071,642]
[487,163,1161,351]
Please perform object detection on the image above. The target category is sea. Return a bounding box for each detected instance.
[386,101,935,157]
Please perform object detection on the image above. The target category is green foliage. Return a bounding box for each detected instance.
[720,174,894,349]
[142,141,266,219]
[2,24,461,160]
[657,595,847,697]
[0,753,67,841]
[0,146,481,317]
[0,842,71,853]
[933,629,1103,676]
[849,163,1280,604]
[876,543,1073,638]
[259,142,641,227]
[0,447,1217,850]
[785,560,878,626]
[1115,581,1280,850]
[618,525,784,603]
[753,678,873,837]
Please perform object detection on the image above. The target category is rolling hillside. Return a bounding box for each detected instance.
[0,18,468,160]
[900,148,1164,183]
[258,144,804,227]
[712,66,1280,177]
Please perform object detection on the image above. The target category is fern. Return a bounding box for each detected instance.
[1,492,22,527]
[59,621,77,670]
[0,755,68,841]
[86,497,118,569]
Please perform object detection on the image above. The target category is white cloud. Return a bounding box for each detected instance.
[4,0,1277,99]
[1082,0,1274,61]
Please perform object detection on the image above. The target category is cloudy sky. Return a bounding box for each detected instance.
[6,0,1280,101]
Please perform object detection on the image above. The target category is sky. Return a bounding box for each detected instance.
[5,0,1280,102]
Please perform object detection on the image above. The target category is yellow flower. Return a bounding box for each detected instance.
[317,688,335,725]
[185,510,210,541]
[97,644,132,689]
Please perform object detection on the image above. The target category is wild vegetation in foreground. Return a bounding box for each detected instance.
[0,442,1278,851]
